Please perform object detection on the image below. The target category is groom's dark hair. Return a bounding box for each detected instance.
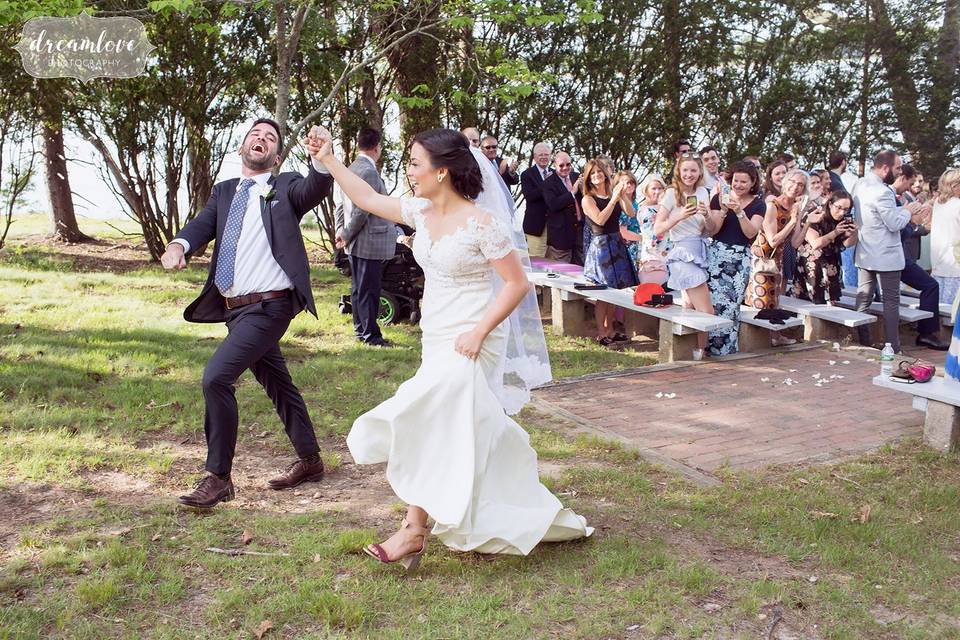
[412,128,483,199]
[246,118,283,153]
[358,128,382,151]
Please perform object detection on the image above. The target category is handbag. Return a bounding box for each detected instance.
[897,358,936,383]
[750,234,779,276]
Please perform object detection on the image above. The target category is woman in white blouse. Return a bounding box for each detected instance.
[930,168,960,305]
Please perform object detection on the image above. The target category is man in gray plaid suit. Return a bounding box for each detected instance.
[335,128,396,347]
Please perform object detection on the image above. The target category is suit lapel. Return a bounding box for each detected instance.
[260,174,277,247]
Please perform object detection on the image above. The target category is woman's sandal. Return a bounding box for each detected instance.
[363,518,429,571]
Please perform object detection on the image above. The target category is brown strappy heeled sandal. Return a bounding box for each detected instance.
[363,518,429,571]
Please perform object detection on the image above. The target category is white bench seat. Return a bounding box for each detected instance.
[873,374,960,452]
[527,270,731,361]
[834,296,934,323]
[841,286,952,326]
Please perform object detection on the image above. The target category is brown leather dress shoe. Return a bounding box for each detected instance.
[177,474,234,508]
[267,457,325,490]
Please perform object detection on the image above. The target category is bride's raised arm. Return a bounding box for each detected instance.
[312,126,405,225]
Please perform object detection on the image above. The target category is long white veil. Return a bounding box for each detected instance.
[470,147,552,414]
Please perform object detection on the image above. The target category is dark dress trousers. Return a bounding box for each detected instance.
[542,171,581,252]
[520,165,549,236]
[174,164,333,475]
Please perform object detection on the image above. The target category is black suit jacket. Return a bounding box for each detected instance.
[829,170,845,194]
[542,171,581,251]
[520,165,549,235]
[175,164,333,323]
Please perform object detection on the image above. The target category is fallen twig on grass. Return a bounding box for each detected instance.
[765,604,784,640]
[831,471,864,489]
[205,547,289,557]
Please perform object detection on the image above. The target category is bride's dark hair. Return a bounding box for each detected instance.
[411,128,484,199]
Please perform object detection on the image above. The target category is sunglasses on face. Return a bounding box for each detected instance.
[483,144,498,150]
[556,163,571,168]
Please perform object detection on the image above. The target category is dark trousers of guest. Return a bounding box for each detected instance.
[856,269,902,352]
[348,254,385,344]
[901,261,941,336]
[782,242,797,287]
[202,295,319,475]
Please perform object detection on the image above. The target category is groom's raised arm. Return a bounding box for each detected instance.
[287,159,334,220]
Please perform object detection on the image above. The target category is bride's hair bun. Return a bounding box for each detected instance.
[412,128,483,199]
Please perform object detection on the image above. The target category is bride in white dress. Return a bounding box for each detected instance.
[313,126,592,569]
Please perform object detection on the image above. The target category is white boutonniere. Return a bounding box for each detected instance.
[259,183,276,202]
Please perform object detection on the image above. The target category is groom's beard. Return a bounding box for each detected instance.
[242,149,277,172]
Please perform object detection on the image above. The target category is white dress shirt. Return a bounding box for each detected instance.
[173,158,328,297]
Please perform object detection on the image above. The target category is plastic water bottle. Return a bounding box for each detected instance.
[880,343,895,378]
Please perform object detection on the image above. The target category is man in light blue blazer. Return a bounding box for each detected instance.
[852,150,929,352]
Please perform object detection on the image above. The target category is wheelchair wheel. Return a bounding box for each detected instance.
[378,293,399,325]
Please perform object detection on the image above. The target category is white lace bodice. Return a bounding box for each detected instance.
[401,197,514,288]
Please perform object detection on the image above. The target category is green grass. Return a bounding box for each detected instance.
[1,223,959,638]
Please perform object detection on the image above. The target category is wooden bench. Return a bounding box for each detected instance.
[526,271,732,362]
[778,295,876,342]
[873,375,960,452]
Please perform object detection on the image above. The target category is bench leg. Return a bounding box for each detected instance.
[551,293,589,337]
[804,316,850,342]
[737,323,768,353]
[623,310,659,340]
[538,286,551,318]
[924,400,960,453]
[659,320,697,362]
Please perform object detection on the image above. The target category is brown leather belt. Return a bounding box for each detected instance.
[223,289,290,310]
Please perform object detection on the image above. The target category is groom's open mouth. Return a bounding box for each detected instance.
[251,142,266,154]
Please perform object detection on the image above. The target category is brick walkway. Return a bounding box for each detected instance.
[535,346,927,475]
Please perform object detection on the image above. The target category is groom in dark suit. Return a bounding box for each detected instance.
[161,118,332,508]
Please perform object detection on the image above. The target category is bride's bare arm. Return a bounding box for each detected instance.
[313,126,404,225]
[454,249,530,359]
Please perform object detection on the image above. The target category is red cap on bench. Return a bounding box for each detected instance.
[633,283,665,306]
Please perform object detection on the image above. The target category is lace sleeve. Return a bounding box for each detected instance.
[400,197,429,229]
[478,216,515,261]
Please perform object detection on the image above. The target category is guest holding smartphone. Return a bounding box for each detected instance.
[655,153,714,354]
[704,161,765,355]
[581,159,639,345]
[792,190,858,304]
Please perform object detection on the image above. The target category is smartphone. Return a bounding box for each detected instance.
[721,183,732,196]
[686,195,698,207]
